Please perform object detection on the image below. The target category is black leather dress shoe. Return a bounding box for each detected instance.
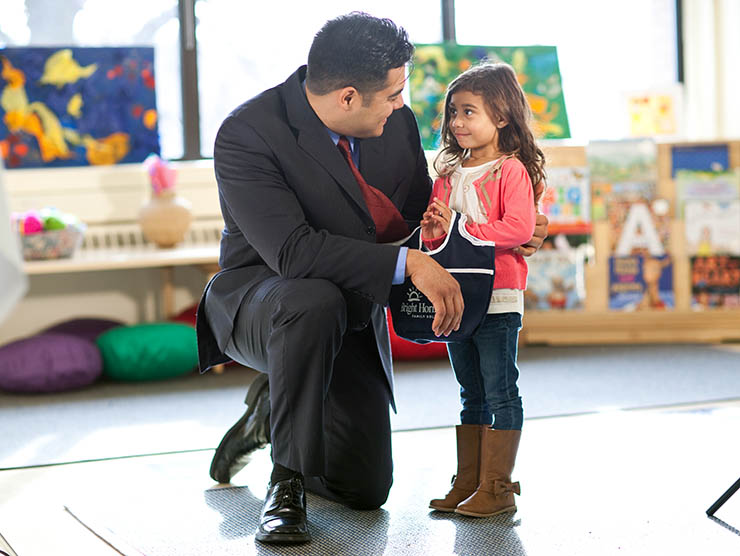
[255,477,311,544]
[209,372,270,483]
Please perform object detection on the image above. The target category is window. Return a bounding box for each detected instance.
[2,0,682,157]
[195,0,442,157]
[455,0,678,141]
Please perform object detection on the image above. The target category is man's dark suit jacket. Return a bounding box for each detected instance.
[196,65,432,405]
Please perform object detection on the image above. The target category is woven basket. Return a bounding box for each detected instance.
[20,226,85,261]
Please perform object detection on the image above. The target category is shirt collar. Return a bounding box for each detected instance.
[302,79,357,153]
[326,129,356,153]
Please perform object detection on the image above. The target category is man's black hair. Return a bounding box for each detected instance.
[306,12,414,97]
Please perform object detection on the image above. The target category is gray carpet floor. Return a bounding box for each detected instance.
[1,343,739,469]
[44,405,740,556]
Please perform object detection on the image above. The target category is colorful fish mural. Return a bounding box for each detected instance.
[0,47,159,168]
[410,44,570,150]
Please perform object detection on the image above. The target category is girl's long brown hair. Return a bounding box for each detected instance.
[433,62,546,190]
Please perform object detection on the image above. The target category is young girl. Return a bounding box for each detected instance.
[423,62,545,517]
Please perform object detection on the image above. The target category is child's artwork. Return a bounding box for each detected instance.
[609,254,674,311]
[525,236,586,311]
[684,200,740,256]
[625,87,681,137]
[675,169,740,216]
[691,256,740,310]
[0,47,159,168]
[671,144,730,176]
[539,166,591,234]
[587,139,658,184]
[410,44,570,150]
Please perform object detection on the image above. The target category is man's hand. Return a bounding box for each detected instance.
[513,212,549,257]
[405,249,463,337]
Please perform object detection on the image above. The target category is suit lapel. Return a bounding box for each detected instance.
[358,137,384,187]
[283,67,370,220]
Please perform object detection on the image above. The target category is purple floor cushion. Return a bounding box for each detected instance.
[96,323,198,381]
[44,317,124,343]
[0,333,103,393]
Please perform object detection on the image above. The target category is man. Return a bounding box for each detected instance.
[196,12,548,544]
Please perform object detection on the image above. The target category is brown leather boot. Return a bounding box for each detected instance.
[455,428,521,517]
[429,424,486,512]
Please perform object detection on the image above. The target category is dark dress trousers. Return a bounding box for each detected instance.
[195,66,431,508]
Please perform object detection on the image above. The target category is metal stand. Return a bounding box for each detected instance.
[0,531,18,556]
[707,477,740,516]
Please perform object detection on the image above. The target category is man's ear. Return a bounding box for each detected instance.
[338,87,358,111]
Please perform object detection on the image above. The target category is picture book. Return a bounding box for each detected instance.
[684,200,740,256]
[675,169,740,216]
[609,254,674,311]
[610,199,671,256]
[525,236,586,311]
[539,166,591,234]
[586,139,658,183]
[591,180,657,222]
[690,255,740,309]
[671,144,730,176]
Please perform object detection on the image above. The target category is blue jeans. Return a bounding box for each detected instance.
[447,312,523,430]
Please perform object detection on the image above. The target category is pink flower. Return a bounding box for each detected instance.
[144,154,177,195]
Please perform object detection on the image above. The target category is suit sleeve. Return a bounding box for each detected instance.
[398,106,433,227]
[214,115,399,305]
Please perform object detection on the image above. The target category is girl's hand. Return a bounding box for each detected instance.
[421,198,452,239]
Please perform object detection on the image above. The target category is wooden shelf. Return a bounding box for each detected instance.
[23,245,219,275]
[22,243,219,319]
[522,310,740,345]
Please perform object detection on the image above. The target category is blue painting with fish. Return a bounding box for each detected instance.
[0,46,159,168]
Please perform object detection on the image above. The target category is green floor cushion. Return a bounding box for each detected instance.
[96,323,198,381]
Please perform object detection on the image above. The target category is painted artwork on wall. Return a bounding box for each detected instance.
[625,86,682,137]
[0,47,159,169]
[410,44,570,150]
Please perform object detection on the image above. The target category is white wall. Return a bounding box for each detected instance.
[1,162,220,344]
[683,0,740,139]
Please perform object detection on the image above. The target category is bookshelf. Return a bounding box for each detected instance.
[521,140,740,345]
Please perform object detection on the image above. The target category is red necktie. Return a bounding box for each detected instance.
[337,136,409,243]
